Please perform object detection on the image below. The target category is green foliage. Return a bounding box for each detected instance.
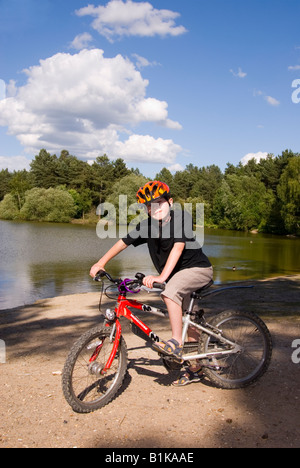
[106,173,148,222]
[211,175,276,231]
[20,187,76,223]
[68,188,93,219]
[0,148,299,234]
[277,156,300,234]
[9,170,34,209]
[0,194,20,220]
[0,169,12,201]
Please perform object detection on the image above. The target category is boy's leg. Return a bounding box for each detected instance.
[158,266,213,360]
[162,296,183,345]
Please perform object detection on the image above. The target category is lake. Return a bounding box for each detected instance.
[0,219,299,310]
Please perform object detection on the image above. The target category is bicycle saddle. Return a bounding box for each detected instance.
[193,280,214,295]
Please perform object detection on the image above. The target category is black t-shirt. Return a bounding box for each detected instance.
[122,209,211,280]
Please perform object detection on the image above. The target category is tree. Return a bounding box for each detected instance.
[20,187,76,223]
[211,180,235,229]
[113,158,130,180]
[190,165,223,205]
[0,169,12,201]
[212,175,273,231]
[9,170,33,209]
[106,173,148,222]
[68,188,93,220]
[30,149,60,188]
[155,168,174,189]
[56,150,89,189]
[90,155,115,204]
[277,156,300,234]
[0,194,19,220]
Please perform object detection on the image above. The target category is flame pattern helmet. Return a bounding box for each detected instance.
[136,181,171,206]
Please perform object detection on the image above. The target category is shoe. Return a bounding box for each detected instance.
[172,368,204,387]
[152,338,183,362]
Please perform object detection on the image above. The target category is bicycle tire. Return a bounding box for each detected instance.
[199,310,272,389]
[62,324,128,413]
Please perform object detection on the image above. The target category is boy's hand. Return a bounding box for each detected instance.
[90,263,105,278]
[143,275,165,289]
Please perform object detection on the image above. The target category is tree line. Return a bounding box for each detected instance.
[0,148,299,235]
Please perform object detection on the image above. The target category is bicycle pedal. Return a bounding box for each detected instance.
[158,352,183,364]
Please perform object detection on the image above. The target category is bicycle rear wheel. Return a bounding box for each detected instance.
[199,310,272,389]
[62,324,128,413]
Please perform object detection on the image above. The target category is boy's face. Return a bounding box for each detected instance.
[147,197,173,221]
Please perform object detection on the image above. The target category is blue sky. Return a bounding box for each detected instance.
[0,0,300,176]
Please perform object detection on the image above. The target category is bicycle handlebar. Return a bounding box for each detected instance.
[93,270,165,291]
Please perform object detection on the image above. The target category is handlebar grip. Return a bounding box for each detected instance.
[94,270,112,282]
[94,272,104,282]
[153,282,165,290]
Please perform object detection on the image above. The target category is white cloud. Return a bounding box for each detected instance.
[6,80,18,98]
[0,156,31,171]
[0,49,182,165]
[69,33,93,50]
[264,95,280,106]
[75,0,187,42]
[114,135,182,163]
[132,53,160,70]
[167,163,184,173]
[288,65,300,71]
[241,152,269,166]
[0,79,6,100]
[253,89,280,106]
[253,89,263,97]
[230,67,247,78]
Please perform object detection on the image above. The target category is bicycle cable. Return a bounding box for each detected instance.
[98,280,105,313]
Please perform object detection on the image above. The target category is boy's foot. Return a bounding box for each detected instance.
[152,338,183,362]
[172,368,204,387]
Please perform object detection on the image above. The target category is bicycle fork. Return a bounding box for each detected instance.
[98,320,122,375]
[99,308,163,375]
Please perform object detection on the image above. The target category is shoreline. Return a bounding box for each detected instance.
[1,216,299,238]
[1,273,299,315]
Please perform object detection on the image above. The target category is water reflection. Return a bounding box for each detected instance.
[205,229,299,283]
[0,220,299,310]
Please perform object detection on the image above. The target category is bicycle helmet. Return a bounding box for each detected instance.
[136,181,171,206]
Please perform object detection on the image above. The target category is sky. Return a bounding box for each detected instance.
[1,0,300,177]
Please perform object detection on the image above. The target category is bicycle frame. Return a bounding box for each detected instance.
[99,287,245,375]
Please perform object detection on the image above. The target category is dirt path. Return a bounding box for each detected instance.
[0,276,299,448]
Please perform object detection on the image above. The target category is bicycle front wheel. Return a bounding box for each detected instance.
[62,324,128,413]
[199,310,272,389]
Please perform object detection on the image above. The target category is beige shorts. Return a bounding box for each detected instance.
[161,266,213,311]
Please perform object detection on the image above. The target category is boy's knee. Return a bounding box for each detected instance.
[161,293,182,308]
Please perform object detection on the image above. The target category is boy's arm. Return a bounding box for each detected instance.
[143,242,185,288]
[89,239,128,278]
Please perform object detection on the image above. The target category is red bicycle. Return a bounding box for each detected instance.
[62,271,272,414]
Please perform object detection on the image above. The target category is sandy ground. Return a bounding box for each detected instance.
[0,275,299,449]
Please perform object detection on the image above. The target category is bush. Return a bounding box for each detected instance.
[20,187,76,222]
[0,194,20,220]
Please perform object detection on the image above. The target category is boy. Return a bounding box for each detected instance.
[90,181,213,386]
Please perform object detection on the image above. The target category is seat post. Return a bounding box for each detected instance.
[182,295,196,343]
[187,296,196,314]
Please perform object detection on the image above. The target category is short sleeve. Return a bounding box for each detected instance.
[122,219,149,248]
[172,210,195,243]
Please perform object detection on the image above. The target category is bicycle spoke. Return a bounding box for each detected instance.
[200,311,272,388]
